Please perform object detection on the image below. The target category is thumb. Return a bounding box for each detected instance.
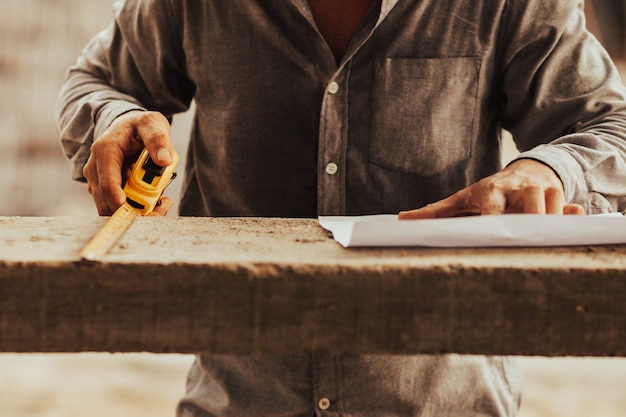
[133,112,175,167]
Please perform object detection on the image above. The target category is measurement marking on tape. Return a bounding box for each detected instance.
[79,148,179,262]
[80,203,141,261]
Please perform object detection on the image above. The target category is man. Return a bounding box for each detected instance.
[57,0,626,416]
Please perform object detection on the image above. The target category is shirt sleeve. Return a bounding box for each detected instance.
[498,0,626,213]
[55,0,195,181]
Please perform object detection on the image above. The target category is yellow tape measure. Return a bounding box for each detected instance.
[80,148,179,261]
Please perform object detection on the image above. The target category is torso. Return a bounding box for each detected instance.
[308,0,376,62]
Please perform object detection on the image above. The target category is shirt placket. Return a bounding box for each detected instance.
[315,1,399,216]
[313,354,342,417]
[317,68,350,215]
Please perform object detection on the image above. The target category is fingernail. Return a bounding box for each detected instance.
[156,148,172,163]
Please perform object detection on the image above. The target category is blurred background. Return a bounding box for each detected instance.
[0,0,192,217]
[1,0,626,416]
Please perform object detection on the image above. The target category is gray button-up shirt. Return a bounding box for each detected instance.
[57,0,626,217]
[57,0,626,416]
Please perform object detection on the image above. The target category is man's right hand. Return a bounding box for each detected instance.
[83,110,176,215]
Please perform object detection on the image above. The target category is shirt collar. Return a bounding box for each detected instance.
[379,0,400,24]
[293,0,399,27]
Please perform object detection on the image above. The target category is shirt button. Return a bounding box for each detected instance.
[328,82,339,94]
[325,162,338,175]
[318,398,331,410]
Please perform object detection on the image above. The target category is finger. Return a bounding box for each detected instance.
[521,185,546,214]
[148,197,173,217]
[89,189,114,216]
[90,140,127,214]
[86,163,116,216]
[96,161,126,213]
[398,193,466,219]
[563,204,586,215]
[83,159,97,197]
[398,204,439,220]
[134,113,174,167]
[480,187,507,215]
[544,186,565,214]
[84,156,112,215]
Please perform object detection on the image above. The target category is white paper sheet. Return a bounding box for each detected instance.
[318,213,626,248]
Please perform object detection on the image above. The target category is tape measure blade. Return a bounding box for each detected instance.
[80,203,141,261]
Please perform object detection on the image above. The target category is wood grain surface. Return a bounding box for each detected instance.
[1,216,625,356]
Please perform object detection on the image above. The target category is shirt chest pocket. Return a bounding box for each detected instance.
[370,57,481,176]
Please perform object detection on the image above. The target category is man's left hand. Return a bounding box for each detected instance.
[399,159,585,219]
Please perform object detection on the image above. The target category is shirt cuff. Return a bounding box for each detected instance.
[68,101,145,182]
[94,100,146,140]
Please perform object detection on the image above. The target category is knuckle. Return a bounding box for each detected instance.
[544,186,564,197]
[82,163,91,179]
[132,111,154,128]
[89,139,113,158]
[83,161,97,183]
[134,111,161,127]
[485,180,499,193]
[144,130,167,146]
[488,197,505,211]
[522,184,543,194]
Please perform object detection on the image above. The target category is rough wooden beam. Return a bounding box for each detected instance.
[1,216,626,356]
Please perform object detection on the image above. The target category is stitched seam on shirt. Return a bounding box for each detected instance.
[468,58,482,163]
[318,88,330,215]
[336,356,346,415]
[339,62,352,215]
[494,0,511,121]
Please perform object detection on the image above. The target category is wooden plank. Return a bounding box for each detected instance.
[1,216,626,356]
